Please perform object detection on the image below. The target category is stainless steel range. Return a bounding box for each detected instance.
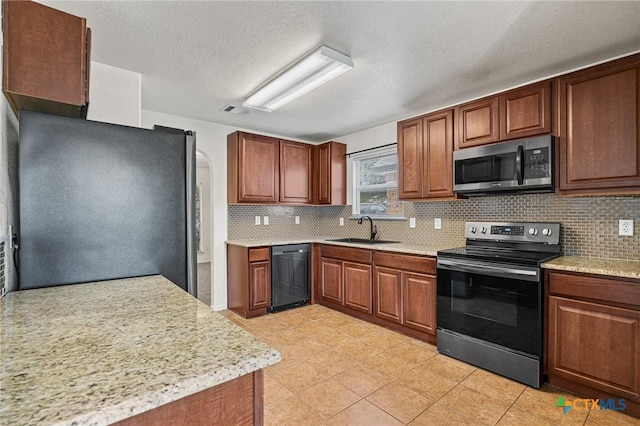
[436,221,561,388]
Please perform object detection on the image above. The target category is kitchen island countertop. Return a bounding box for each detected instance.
[0,275,280,426]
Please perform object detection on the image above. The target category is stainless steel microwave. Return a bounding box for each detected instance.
[453,135,554,196]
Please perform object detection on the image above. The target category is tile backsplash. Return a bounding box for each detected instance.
[228,194,640,260]
[228,205,320,240]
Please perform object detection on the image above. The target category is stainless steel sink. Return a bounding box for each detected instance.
[324,237,400,245]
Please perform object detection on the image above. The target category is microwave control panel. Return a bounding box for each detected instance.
[524,147,550,178]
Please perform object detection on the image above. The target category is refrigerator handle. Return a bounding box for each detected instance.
[185,131,198,297]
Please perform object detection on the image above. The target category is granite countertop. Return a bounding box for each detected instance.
[227,239,640,279]
[0,275,280,426]
[542,256,640,280]
[226,237,459,257]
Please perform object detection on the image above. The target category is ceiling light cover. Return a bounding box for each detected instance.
[243,45,354,112]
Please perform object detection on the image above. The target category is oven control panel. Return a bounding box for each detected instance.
[466,222,560,244]
[490,225,524,236]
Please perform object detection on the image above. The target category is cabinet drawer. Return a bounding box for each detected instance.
[374,252,435,275]
[248,247,270,262]
[547,271,640,308]
[320,245,372,264]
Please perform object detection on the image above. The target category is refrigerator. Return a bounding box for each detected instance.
[18,111,197,295]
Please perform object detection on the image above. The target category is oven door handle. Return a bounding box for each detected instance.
[437,258,540,282]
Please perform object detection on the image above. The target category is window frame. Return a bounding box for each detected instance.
[351,145,405,220]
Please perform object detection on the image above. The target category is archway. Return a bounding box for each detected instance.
[195,150,213,307]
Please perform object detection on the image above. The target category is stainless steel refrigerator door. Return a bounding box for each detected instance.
[19,111,193,292]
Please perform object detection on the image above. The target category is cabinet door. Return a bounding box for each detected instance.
[374,267,402,323]
[499,81,551,141]
[238,133,280,203]
[548,296,640,401]
[344,262,372,314]
[3,0,90,117]
[249,260,271,310]
[423,109,455,198]
[456,96,500,149]
[557,55,640,194]
[317,143,332,204]
[397,117,424,199]
[320,257,343,305]
[280,140,312,204]
[402,273,436,335]
[317,142,346,205]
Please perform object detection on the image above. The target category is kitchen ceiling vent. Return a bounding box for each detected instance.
[221,104,249,115]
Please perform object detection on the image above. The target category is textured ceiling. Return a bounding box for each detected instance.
[40,1,640,142]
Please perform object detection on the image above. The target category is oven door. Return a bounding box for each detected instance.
[436,257,542,358]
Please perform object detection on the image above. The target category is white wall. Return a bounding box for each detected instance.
[87,62,141,127]
[141,110,235,310]
[196,165,211,263]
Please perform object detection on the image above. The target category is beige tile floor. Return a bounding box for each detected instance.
[221,305,640,426]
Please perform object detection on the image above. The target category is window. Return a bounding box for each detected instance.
[352,146,404,219]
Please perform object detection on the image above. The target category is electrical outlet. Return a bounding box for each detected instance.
[409,218,416,228]
[434,218,442,229]
[339,218,344,226]
[263,216,269,226]
[295,216,300,224]
[8,225,14,249]
[254,216,261,226]
[619,219,634,236]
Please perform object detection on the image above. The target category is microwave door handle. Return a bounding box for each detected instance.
[516,145,524,185]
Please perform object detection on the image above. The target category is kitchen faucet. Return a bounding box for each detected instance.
[358,215,377,240]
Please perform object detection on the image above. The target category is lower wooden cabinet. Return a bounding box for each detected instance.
[374,267,403,324]
[315,244,436,343]
[249,260,270,311]
[546,271,640,416]
[402,272,436,335]
[114,370,263,426]
[317,245,372,315]
[344,262,373,314]
[319,257,344,305]
[227,245,271,318]
[374,252,437,341]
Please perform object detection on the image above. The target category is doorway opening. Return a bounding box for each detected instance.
[196,150,212,306]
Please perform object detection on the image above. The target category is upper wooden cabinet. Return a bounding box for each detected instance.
[500,81,552,141]
[556,54,640,195]
[228,132,280,203]
[317,141,346,205]
[228,132,346,205]
[398,109,459,200]
[455,96,499,149]
[397,117,423,199]
[280,140,313,204]
[2,0,91,118]
[455,81,552,149]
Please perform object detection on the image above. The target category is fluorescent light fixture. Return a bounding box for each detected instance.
[243,45,354,112]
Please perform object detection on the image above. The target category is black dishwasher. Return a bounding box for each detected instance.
[270,244,311,312]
